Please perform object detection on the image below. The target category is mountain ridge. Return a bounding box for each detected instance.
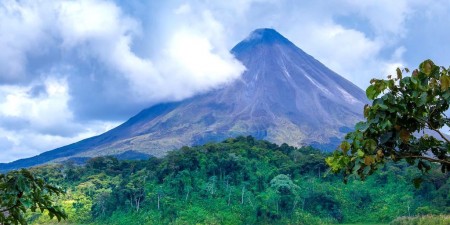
[0,28,368,171]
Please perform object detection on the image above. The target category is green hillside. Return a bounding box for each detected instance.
[26,136,449,224]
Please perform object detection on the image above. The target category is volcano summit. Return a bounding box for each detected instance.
[0,28,368,170]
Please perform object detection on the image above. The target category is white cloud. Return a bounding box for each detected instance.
[0,76,120,162]
[153,7,246,100]
[174,3,191,15]
[340,0,411,38]
[0,121,118,163]
[0,0,246,103]
[0,0,246,162]
[0,0,50,83]
[54,0,245,101]
[56,0,161,99]
[57,0,138,47]
[158,30,245,98]
[0,76,79,136]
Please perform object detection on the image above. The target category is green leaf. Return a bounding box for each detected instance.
[365,139,377,152]
[366,85,379,100]
[340,141,351,154]
[364,104,370,118]
[440,74,450,91]
[420,60,434,76]
[355,122,369,132]
[21,199,32,208]
[418,92,427,106]
[442,91,450,100]
[378,103,388,110]
[353,163,361,172]
[357,149,365,158]
[396,68,402,79]
[380,120,392,129]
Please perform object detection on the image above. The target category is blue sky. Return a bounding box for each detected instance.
[1,0,449,163]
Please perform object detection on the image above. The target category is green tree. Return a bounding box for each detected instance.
[124,169,148,212]
[269,174,299,214]
[327,59,450,182]
[0,169,67,225]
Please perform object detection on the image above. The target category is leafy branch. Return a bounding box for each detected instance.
[326,60,450,182]
[0,169,67,225]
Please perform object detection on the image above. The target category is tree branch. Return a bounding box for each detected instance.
[427,122,450,144]
[0,203,18,213]
[400,155,450,165]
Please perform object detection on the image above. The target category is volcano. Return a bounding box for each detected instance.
[0,28,368,170]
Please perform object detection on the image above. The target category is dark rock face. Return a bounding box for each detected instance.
[0,28,368,171]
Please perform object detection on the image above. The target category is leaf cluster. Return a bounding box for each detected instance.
[0,169,67,225]
[327,59,450,182]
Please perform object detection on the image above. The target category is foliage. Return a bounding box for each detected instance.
[327,60,450,182]
[0,169,67,225]
[23,136,450,224]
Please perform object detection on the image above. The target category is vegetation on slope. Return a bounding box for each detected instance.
[24,136,449,224]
